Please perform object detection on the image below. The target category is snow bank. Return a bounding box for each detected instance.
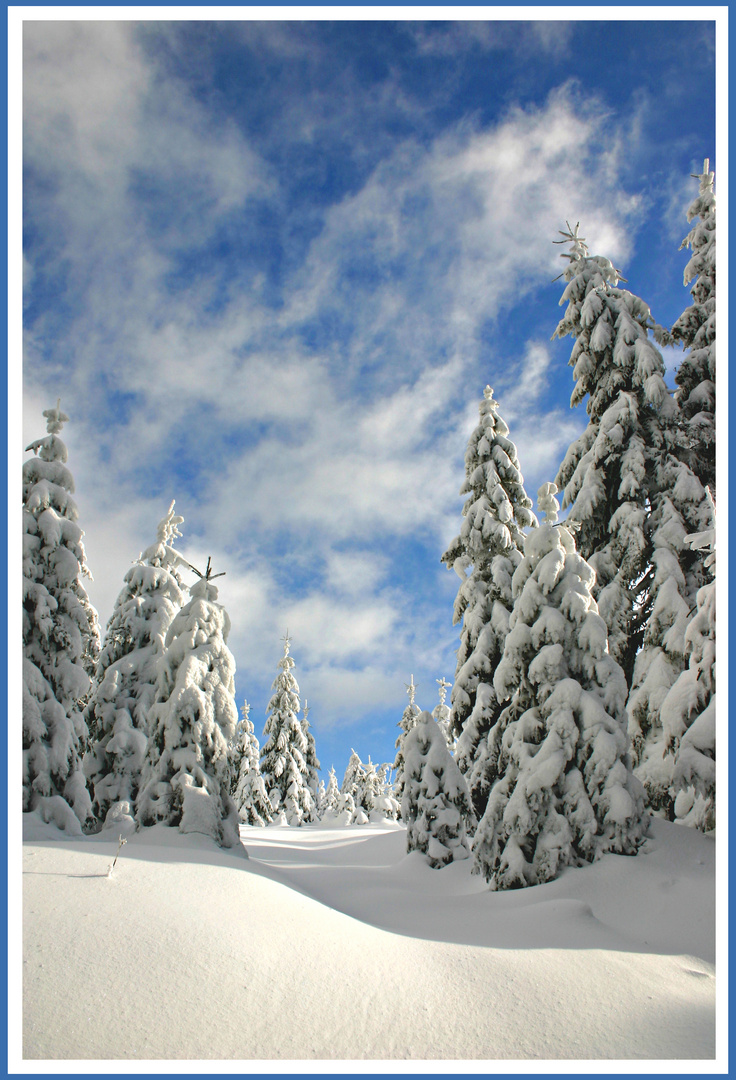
[18,819,717,1065]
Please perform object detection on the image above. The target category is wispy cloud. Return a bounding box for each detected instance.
[410,20,574,60]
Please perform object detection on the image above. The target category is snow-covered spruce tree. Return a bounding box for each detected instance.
[625,163,718,812]
[441,386,536,818]
[401,711,475,868]
[472,483,647,890]
[372,763,401,821]
[340,748,367,819]
[315,777,327,817]
[83,503,186,824]
[302,700,321,822]
[321,766,340,820]
[354,756,382,819]
[136,559,242,848]
[553,223,676,688]
[23,400,100,831]
[335,789,357,826]
[625,455,710,817]
[669,159,716,498]
[393,675,421,806]
[260,634,315,826]
[660,490,716,831]
[232,700,273,827]
[432,677,454,751]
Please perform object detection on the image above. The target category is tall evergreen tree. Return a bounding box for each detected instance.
[136,560,241,848]
[441,386,536,817]
[669,159,716,497]
[393,675,421,806]
[472,483,647,890]
[625,457,710,817]
[553,223,675,687]
[23,401,99,831]
[625,163,717,816]
[260,634,315,826]
[232,700,273,827]
[83,503,186,823]
[401,711,475,868]
[660,490,716,831]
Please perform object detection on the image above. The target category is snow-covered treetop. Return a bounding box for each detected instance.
[443,385,536,577]
[554,221,625,289]
[43,399,69,434]
[241,699,251,723]
[553,222,672,421]
[676,157,715,305]
[156,500,184,545]
[186,555,226,601]
[25,399,72,465]
[268,631,298,689]
[405,674,417,706]
[436,677,450,707]
[687,158,715,222]
[139,502,187,570]
[537,481,560,525]
[189,576,221,603]
[673,156,715,326]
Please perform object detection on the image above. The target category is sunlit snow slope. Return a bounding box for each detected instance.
[21,818,715,1062]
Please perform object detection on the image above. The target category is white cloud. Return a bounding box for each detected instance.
[325,551,390,597]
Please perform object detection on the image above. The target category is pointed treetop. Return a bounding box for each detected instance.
[551,221,588,282]
[156,500,184,545]
[240,699,251,723]
[552,220,626,285]
[303,699,310,724]
[43,398,69,434]
[436,677,451,706]
[404,674,416,705]
[481,385,501,412]
[553,220,587,256]
[281,630,291,656]
[537,481,560,525]
[694,158,714,192]
[191,556,226,582]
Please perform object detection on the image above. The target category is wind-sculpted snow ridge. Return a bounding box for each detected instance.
[20,817,716,1063]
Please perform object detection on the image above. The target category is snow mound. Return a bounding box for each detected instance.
[19,818,716,1063]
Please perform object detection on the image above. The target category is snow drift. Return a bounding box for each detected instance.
[18,816,717,1065]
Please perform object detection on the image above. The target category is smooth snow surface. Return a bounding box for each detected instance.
[20,818,716,1065]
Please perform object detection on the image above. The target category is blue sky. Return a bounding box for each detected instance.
[19,13,717,783]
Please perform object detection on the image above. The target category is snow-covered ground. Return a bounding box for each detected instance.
[18,815,720,1068]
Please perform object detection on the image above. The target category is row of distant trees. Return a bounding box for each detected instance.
[22,159,715,890]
